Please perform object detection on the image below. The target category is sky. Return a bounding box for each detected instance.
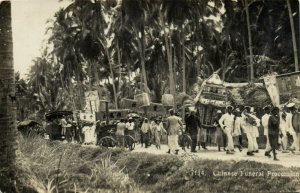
[10,0,71,78]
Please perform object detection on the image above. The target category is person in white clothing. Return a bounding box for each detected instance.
[233,108,243,152]
[286,103,298,152]
[60,116,68,138]
[219,106,235,154]
[261,105,272,156]
[250,108,260,153]
[241,106,259,156]
[82,121,97,145]
[279,105,289,152]
[126,117,135,136]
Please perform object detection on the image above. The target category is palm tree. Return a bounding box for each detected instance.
[0,1,20,191]
[244,0,254,81]
[122,0,149,92]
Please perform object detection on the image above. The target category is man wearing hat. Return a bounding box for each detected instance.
[166,109,183,154]
[261,105,272,156]
[241,106,259,156]
[116,119,126,147]
[250,107,260,153]
[126,117,135,137]
[219,105,235,154]
[60,115,70,139]
[279,104,288,153]
[233,108,243,152]
[286,103,298,152]
[141,118,151,148]
[185,106,201,153]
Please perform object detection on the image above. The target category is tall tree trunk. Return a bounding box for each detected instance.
[245,0,254,81]
[182,44,186,93]
[104,47,118,109]
[179,25,186,93]
[160,11,175,110]
[92,61,103,103]
[287,0,299,71]
[0,1,19,191]
[135,27,148,92]
[88,62,93,91]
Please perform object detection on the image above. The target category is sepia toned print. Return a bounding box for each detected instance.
[1,0,300,192]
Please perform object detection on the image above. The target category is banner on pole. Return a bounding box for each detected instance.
[276,72,300,100]
[264,72,300,106]
[263,75,280,107]
[84,91,100,114]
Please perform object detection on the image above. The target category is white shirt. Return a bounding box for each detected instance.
[126,122,135,131]
[279,112,287,134]
[233,116,242,136]
[261,114,270,136]
[219,113,235,131]
[241,113,260,134]
[286,112,295,134]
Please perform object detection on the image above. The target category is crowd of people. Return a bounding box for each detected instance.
[112,102,299,162]
[164,102,299,161]
[42,102,299,162]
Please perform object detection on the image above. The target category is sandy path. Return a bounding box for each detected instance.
[132,144,300,168]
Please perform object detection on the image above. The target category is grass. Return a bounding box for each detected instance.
[18,135,145,193]
[7,134,300,193]
[117,153,300,193]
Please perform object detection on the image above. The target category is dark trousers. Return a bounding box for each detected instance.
[223,132,227,148]
[190,133,197,152]
[142,132,149,147]
[239,135,243,146]
[269,134,279,158]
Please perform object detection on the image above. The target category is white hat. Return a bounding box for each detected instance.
[244,106,251,109]
[188,106,196,112]
[216,110,222,114]
[129,117,133,120]
[287,103,295,108]
[263,105,271,110]
[226,105,233,110]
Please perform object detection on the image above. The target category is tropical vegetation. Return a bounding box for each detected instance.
[21,0,299,116]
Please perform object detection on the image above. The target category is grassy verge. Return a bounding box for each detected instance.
[117,153,300,193]
[18,135,144,193]
[16,135,300,193]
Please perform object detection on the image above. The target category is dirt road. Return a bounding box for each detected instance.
[132,144,300,168]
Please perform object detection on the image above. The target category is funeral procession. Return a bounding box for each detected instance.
[1,0,300,193]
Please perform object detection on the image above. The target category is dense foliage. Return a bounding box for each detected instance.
[23,0,299,116]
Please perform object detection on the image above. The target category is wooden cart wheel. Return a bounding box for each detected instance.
[98,136,117,147]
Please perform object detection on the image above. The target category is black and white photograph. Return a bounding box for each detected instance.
[1,0,300,192]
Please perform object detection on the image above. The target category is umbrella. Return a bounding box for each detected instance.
[45,111,73,121]
[127,113,140,118]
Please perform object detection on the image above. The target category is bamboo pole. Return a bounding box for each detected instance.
[245,0,254,81]
[287,0,299,71]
